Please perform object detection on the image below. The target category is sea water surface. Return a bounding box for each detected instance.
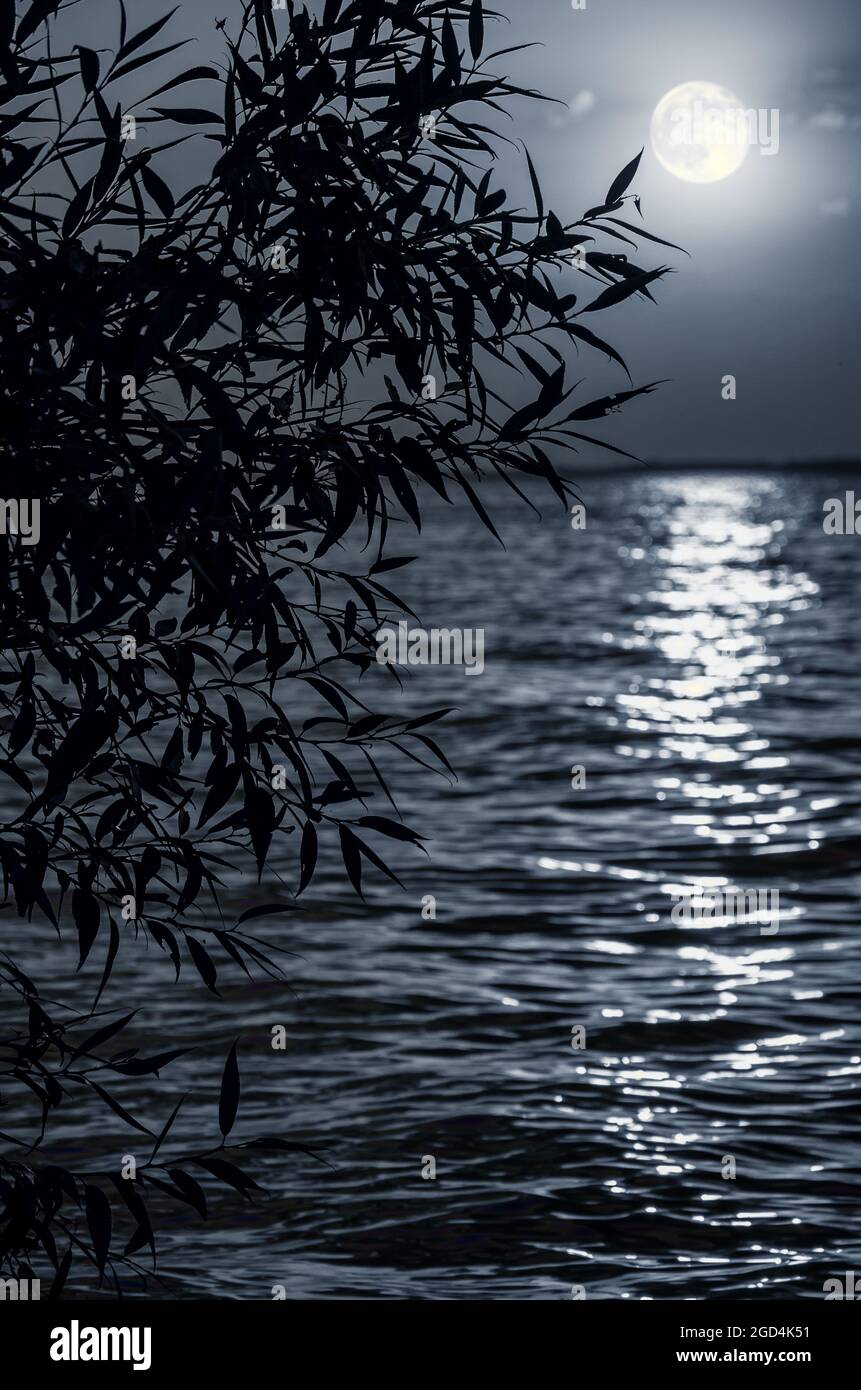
[16,467,861,1299]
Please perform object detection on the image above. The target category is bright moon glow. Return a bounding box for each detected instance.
[651,82,750,184]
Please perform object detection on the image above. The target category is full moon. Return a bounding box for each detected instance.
[650,81,749,183]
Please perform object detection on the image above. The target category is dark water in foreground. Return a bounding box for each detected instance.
[16,467,861,1299]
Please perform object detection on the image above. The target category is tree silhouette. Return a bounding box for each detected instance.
[0,0,679,1295]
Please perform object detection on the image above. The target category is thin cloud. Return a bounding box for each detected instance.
[569,89,596,119]
[820,196,851,216]
[810,107,848,129]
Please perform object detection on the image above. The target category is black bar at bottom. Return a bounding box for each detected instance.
[2,1296,857,1377]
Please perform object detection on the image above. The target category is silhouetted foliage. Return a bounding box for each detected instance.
[0,0,677,1292]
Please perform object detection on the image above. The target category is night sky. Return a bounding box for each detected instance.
[59,0,861,463]
[500,0,861,462]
